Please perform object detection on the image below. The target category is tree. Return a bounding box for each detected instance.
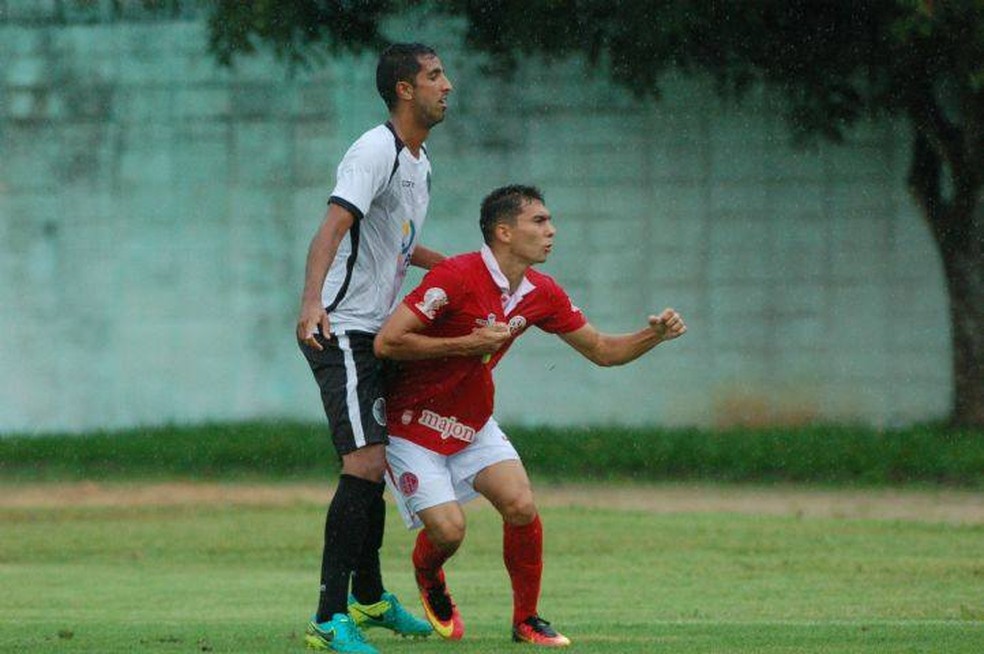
[207,1,984,427]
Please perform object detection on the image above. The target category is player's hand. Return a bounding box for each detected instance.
[649,308,686,342]
[297,300,331,350]
[469,322,511,356]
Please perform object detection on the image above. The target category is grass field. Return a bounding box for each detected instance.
[2,481,983,653]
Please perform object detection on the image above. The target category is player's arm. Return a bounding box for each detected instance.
[296,203,356,350]
[374,304,511,361]
[558,308,686,367]
[410,245,445,270]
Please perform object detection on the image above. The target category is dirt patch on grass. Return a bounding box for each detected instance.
[2,481,983,524]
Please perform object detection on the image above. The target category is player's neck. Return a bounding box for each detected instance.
[389,113,428,157]
[492,250,530,294]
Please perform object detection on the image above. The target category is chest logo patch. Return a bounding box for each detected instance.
[418,410,476,444]
[508,316,527,335]
[400,220,416,256]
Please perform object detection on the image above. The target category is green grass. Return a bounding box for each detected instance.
[2,420,983,486]
[2,486,983,653]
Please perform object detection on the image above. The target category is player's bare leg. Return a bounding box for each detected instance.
[340,443,388,481]
[414,502,466,639]
[475,460,571,647]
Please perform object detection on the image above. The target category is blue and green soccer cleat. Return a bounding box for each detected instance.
[305,613,378,653]
[348,591,433,638]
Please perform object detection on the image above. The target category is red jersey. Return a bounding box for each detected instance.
[385,247,587,454]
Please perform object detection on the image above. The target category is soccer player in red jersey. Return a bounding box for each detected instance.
[374,184,687,647]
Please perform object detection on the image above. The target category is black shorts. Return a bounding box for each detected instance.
[299,331,389,457]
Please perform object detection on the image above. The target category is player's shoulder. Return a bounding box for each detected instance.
[434,251,482,274]
[424,252,482,289]
[342,124,400,164]
[527,266,564,293]
[353,123,397,147]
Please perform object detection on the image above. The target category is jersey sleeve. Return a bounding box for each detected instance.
[328,133,393,220]
[536,279,588,334]
[403,262,463,325]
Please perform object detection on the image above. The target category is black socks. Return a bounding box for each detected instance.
[316,474,386,622]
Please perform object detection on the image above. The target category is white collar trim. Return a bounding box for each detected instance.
[481,244,536,315]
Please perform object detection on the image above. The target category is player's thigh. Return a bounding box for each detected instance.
[341,443,386,480]
[473,458,535,523]
[385,436,459,530]
[299,331,388,458]
[448,417,521,500]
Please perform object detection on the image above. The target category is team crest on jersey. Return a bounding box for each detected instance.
[401,410,413,426]
[398,472,419,497]
[416,287,448,319]
[507,316,527,335]
[400,220,416,256]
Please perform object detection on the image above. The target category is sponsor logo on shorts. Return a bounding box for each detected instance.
[418,410,476,443]
[415,287,448,319]
[372,398,386,426]
[401,410,413,425]
[398,472,419,496]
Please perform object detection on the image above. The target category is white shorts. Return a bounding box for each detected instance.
[384,416,520,529]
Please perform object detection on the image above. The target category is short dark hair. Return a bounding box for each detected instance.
[479,185,545,245]
[376,42,438,109]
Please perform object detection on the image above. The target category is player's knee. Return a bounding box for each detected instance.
[500,493,537,526]
[340,444,387,481]
[428,515,466,551]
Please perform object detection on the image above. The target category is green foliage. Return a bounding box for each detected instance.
[0,421,334,480]
[2,421,983,487]
[206,1,984,143]
[511,424,984,486]
[207,0,394,67]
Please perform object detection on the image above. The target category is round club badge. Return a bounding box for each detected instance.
[371,398,386,426]
[398,472,419,497]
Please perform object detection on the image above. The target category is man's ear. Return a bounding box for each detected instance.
[396,80,414,101]
[495,222,512,244]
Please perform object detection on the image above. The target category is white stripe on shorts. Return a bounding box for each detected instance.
[337,334,366,449]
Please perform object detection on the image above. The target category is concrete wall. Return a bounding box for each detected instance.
[0,6,952,432]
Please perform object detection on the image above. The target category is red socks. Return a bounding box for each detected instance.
[503,515,544,625]
[414,515,545,625]
[413,529,450,588]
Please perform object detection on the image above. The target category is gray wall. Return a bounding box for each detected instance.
[0,8,952,433]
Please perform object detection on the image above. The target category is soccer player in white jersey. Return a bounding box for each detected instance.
[296,43,451,654]
[374,185,687,647]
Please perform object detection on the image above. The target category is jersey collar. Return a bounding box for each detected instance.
[481,244,536,315]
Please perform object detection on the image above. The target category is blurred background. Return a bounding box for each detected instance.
[3,0,978,435]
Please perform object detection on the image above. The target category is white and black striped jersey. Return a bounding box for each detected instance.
[321,122,432,334]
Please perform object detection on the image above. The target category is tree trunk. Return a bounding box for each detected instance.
[941,238,984,428]
[907,130,984,428]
